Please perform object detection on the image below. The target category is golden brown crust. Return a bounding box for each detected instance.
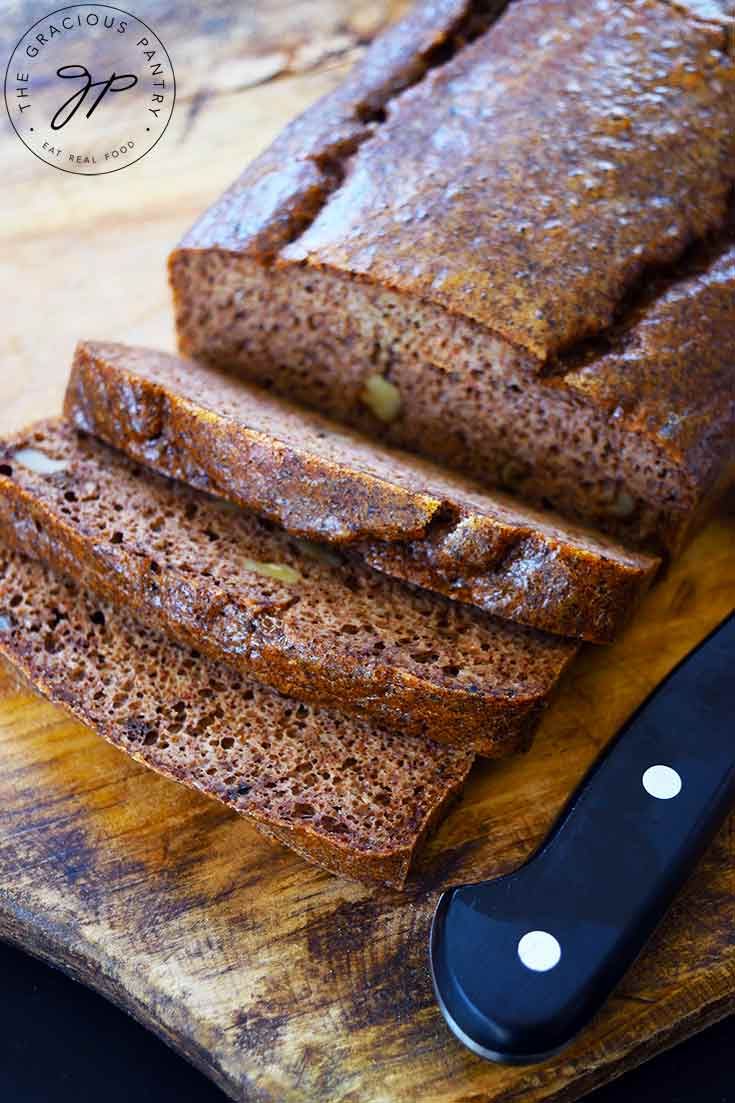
[180,0,735,359]
[0,419,578,755]
[180,0,495,260]
[65,341,659,641]
[362,530,655,646]
[0,548,475,889]
[170,0,735,556]
[554,228,735,502]
[67,340,442,543]
[282,0,735,359]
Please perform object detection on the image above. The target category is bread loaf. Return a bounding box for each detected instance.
[65,340,659,642]
[0,420,577,755]
[170,0,735,554]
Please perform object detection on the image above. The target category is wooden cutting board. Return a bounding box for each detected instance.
[1,2,734,1100]
[0,512,733,1103]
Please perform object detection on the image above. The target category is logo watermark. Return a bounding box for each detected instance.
[4,4,175,174]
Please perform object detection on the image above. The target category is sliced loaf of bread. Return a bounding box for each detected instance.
[170,0,735,555]
[65,341,658,642]
[0,546,473,887]
[0,420,577,755]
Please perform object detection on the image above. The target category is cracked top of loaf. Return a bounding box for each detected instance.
[181,0,735,363]
[555,222,735,479]
[180,0,484,262]
[281,0,735,359]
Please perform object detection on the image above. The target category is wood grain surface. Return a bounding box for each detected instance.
[1,3,734,1101]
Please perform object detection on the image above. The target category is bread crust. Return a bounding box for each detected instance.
[170,0,735,554]
[0,419,578,755]
[280,0,735,359]
[178,0,502,260]
[65,341,658,642]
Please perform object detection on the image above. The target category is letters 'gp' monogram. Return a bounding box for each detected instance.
[4,5,175,175]
[51,65,139,130]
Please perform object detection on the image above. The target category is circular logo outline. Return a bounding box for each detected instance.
[4,3,176,176]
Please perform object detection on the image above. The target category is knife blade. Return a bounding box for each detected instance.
[430,610,735,1064]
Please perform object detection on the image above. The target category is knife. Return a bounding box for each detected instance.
[430,610,735,1064]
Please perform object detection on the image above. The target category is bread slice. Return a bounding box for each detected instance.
[65,340,658,643]
[0,546,473,887]
[170,0,735,555]
[0,420,578,755]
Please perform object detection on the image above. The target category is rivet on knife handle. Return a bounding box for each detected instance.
[430,611,735,1064]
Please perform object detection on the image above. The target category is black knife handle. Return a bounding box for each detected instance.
[430,611,735,1064]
